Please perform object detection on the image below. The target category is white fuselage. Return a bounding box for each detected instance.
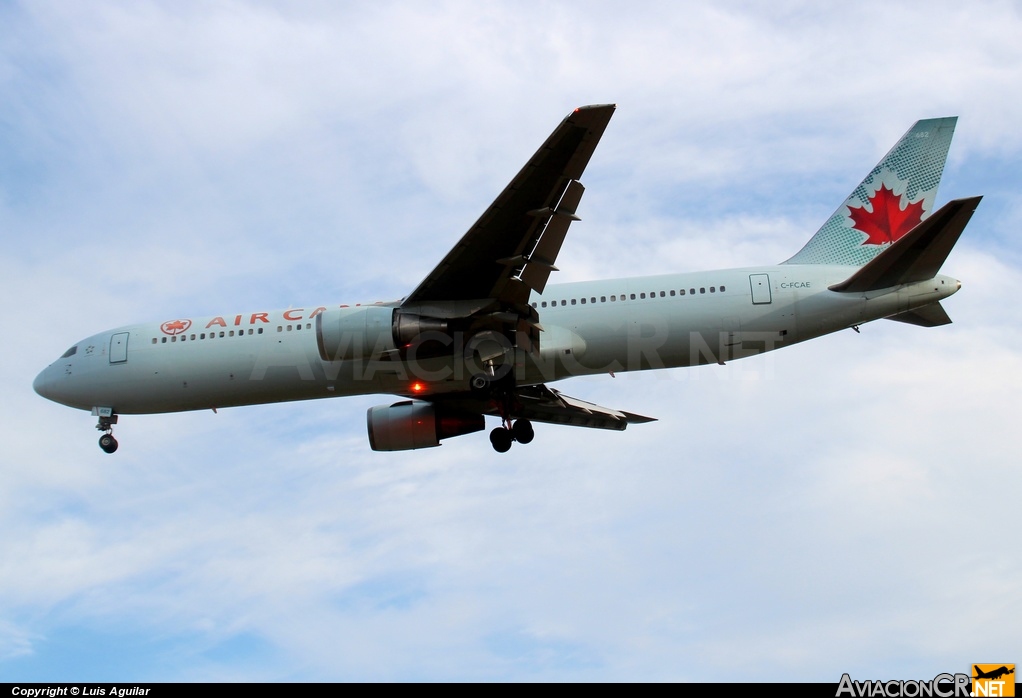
[33,264,960,415]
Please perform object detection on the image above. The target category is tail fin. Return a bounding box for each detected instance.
[784,117,957,266]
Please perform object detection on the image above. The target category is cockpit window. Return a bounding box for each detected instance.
[61,345,77,358]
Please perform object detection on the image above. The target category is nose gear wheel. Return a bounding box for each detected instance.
[98,433,118,453]
[95,413,119,454]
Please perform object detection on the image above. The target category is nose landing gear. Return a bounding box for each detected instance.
[98,433,118,454]
[94,410,119,454]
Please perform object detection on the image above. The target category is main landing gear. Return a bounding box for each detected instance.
[488,419,534,453]
[95,411,119,454]
[470,360,535,453]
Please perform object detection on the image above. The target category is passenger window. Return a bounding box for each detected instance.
[172,336,177,342]
[660,291,665,297]
[277,326,282,332]
[721,285,726,292]
[581,298,586,304]
[532,302,537,308]
[670,290,676,296]
[600,296,606,302]
[571,299,576,305]
[630,294,636,300]
[610,295,616,302]
[640,293,646,299]
[257,328,263,334]
[710,287,715,293]
[151,338,156,345]
[219,331,225,338]
[287,325,292,331]
[161,337,167,343]
[561,300,566,307]
[690,289,695,295]
[591,297,596,303]
[229,331,234,337]
[700,288,705,294]
[541,301,547,308]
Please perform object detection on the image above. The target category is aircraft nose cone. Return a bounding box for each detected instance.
[957,279,962,291]
[33,368,54,401]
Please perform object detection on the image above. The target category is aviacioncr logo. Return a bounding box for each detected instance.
[161,319,193,336]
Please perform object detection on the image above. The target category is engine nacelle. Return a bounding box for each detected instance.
[316,307,450,361]
[316,306,395,361]
[393,312,449,348]
[366,401,485,451]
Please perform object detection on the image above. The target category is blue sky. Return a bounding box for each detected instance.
[2,0,1021,681]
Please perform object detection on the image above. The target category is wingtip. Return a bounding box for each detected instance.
[566,104,616,129]
[622,411,657,424]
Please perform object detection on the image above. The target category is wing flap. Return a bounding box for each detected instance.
[518,180,585,294]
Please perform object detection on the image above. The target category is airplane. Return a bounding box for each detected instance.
[973,666,1015,681]
[33,105,980,454]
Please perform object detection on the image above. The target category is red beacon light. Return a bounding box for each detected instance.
[410,382,425,394]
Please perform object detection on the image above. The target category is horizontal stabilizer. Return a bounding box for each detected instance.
[886,302,952,327]
[830,196,981,293]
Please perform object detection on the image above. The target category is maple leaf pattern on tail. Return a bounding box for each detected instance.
[848,184,926,245]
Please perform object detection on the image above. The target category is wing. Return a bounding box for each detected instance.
[393,107,649,435]
[402,104,616,308]
[514,384,656,430]
[428,384,656,432]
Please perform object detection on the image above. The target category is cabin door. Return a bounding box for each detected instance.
[109,332,129,364]
[750,274,772,305]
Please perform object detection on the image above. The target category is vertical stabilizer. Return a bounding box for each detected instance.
[784,117,957,266]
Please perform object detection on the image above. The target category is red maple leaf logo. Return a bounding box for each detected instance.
[161,319,192,335]
[848,184,925,246]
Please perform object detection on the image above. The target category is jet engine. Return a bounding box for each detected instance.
[366,401,485,451]
[316,306,449,361]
